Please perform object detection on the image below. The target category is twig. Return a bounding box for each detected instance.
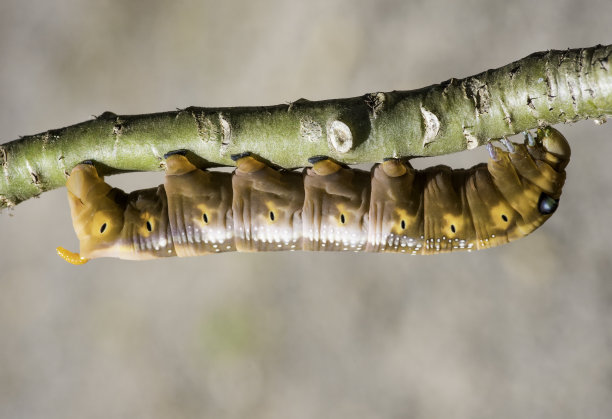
[1,44,611,208]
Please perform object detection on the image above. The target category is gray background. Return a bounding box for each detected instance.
[1,1,612,418]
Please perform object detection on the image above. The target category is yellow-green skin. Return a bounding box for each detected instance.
[65,128,570,260]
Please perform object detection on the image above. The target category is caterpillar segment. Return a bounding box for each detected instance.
[232,153,304,252]
[57,127,570,263]
[164,153,234,256]
[303,158,370,252]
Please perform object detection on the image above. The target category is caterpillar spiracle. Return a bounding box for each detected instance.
[57,127,570,264]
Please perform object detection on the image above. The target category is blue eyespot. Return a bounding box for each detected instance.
[538,193,559,215]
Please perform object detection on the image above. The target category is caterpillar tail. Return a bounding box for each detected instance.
[56,246,89,265]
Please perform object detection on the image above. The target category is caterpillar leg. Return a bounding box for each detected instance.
[308,156,344,176]
[381,158,408,177]
[232,152,267,173]
[165,151,197,176]
[499,137,516,153]
[523,131,536,147]
[506,142,564,195]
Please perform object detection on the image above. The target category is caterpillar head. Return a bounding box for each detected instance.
[487,127,570,242]
[65,164,128,259]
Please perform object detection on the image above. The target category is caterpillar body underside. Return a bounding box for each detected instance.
[58,127,570,263]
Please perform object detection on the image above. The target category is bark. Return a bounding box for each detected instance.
[1,44,611,208]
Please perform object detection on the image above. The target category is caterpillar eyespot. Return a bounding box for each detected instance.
[60,127,570,261]
[538,193,559,215]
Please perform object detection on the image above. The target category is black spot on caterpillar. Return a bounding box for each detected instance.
[58,127,570,262]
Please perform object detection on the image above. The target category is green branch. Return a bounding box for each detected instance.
[1,44,611,209]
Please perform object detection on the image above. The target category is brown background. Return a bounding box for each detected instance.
[1,1,612,418]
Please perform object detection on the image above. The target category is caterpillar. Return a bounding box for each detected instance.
[57,127,570,264]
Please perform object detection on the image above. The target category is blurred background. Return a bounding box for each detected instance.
[1,0,612,418]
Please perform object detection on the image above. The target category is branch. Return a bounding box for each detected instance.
[1,44,611,209]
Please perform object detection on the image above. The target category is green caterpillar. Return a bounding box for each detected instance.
[57,127,570,264]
